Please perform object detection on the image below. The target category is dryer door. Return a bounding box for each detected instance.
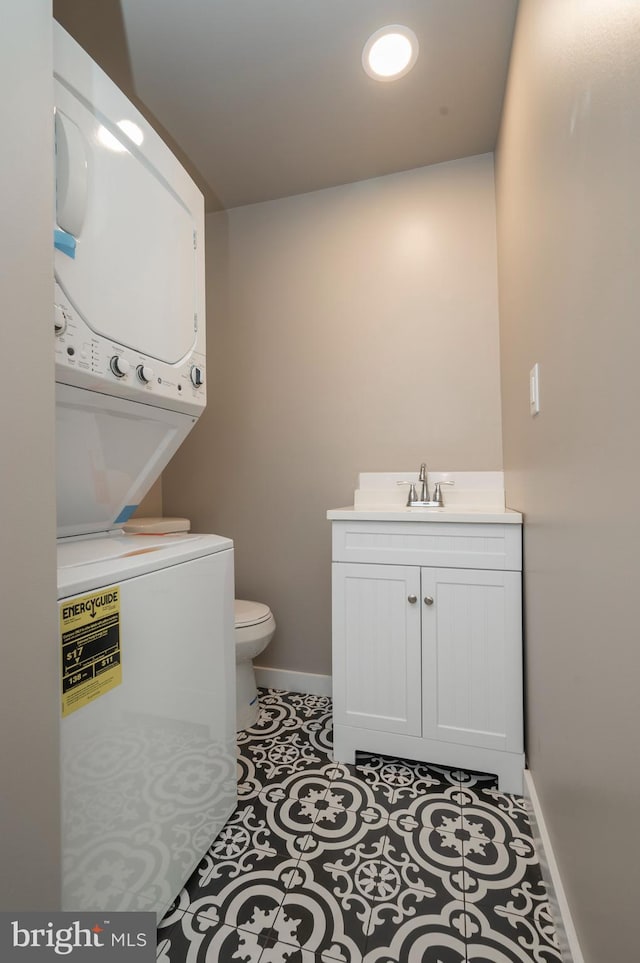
[54,89,198,366]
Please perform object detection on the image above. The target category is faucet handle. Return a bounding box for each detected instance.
[396,480,418,506]
[432,480,454,506]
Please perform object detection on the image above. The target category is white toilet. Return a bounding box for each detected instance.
[234,599,276,730]
[122,517,275,730]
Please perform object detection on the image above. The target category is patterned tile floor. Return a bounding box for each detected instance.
[157,689,562,963]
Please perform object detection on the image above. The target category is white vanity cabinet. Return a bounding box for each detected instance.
[329,515,524,794]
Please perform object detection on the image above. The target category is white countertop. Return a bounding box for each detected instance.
[327,506,522,524]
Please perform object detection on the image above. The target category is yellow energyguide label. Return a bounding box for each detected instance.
[60,586,122,717]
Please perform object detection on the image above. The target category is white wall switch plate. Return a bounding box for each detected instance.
[529,363,540,416]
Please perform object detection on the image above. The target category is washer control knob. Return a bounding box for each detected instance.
[54,304,66,336]
[190,365,204,388]
[110,355,130,378]
[136,364,154,384]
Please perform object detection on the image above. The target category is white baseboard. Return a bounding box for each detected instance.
[254,666,332,698]
[523,770,585,963]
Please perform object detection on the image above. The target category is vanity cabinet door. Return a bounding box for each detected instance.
[421,567,523,753]
[332,563,422,736]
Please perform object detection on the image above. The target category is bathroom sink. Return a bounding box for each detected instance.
[326,505,522,524]
[327,471,522,524]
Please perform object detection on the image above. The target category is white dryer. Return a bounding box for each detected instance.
[53,24,236,917]
[54,21,206,537]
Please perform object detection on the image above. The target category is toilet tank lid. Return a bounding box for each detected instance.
[235,599,272,627]
[123,516,191,534]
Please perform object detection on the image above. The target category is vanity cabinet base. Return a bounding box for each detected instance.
[329,517,525,798]
[333,723,525,795]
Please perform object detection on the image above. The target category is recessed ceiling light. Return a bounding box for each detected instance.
[362,25,419,82]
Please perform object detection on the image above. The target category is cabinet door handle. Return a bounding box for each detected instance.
[424,596,434,606]
[408,594,417,604]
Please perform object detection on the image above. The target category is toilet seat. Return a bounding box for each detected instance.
[235,599,272,628]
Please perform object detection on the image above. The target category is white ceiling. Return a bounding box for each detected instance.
[59,0,519,211]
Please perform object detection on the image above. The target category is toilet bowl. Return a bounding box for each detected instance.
[122,518,276,731]
[235,599,276,730]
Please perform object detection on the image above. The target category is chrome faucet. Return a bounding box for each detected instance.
[418,463,430,503]
[402,464,454,507]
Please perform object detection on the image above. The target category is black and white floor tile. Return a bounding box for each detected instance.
[158,689,562,962]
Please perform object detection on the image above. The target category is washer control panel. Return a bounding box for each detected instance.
[54,283,206,415]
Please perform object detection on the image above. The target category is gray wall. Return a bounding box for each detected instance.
[135,477,163,517]
[163,154,503,676]
[495,1,640,959]
[0,3,61,909]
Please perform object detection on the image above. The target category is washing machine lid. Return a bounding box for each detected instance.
[54,26,200,366]
[57,531,233,600]
[234,600,272,628]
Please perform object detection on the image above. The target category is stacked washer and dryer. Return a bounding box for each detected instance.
[53,24,236,917]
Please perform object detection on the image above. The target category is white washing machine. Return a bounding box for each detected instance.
[53,24,236,917]
[58,532,235,917]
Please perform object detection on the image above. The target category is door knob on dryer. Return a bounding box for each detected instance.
[109,355,130,378]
